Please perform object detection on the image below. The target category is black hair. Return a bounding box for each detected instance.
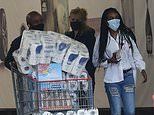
[26,11,42,25]
[98,7,137,63]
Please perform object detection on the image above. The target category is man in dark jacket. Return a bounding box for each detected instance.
[65,7,96,91]
[4,11,44,70]
[4,11,44,114]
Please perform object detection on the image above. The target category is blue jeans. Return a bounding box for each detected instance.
[105,69,135,115]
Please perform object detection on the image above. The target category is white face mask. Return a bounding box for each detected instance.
[107,19,120,31]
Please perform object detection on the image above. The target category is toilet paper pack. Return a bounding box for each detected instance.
[13,50,27,66]
[19,30,43,65]
[56,112,64,115]
[48,31,72,62]
[52,38,70,64]
[19,30,40,57]
[39,33,57,64]
[42,111,53,115]
[77,109,87,115]
[26,43,42,65]
[65,73,78,80]
[13,50,33,74]
[62,45,79,73]
[69,93,78,108]
[18,64,33,74]
[87,108,99,115]
[71,51,89,76]
[66,111,77,115]
[68,81,78,91]
[78,71,88,91]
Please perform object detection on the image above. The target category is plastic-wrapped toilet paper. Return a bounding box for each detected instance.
[78,71,88,91]
[68,81,78,91]
[62,46,79,73]
[26,43,42,65]
[69,93,78,108]
[77,109,87,115]
[47,31,61,39]
[13,50,33,74]
[70,43,89,76]
[70,93,77,102]
[18,64,33,74]
[39,33,56,64]
[71,51,89,76]
[13,50,27,66]
[52,38,70,64]
[66,73,77,80]
[19,30,43,65]
[19,30,38,58]
[42,111,53,115]
[87,108,99,115]
[56,112,64,115]
[66,111,77,115]
[80,71,88,78]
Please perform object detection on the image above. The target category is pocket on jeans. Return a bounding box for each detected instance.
[124,69,133,79]
[127,69,133,76]
[124,71,135,85]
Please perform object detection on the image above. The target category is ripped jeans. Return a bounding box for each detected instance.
[105,69,135,115]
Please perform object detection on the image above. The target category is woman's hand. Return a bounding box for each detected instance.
[141,70,147,83]
[107,53,121,64]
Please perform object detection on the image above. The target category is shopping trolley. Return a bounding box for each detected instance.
[11,64,94,115]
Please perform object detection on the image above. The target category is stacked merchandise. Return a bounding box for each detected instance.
[13,30,92,113]
[13,30,89,77]
[41,108,99,115]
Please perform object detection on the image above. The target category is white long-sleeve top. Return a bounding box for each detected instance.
[93,32,145,83]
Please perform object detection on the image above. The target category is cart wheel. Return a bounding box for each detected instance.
[0,8,8,61]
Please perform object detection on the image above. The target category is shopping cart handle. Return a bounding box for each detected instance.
[10,62,25,75]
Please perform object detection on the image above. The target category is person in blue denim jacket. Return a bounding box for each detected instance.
[93,8,147,115]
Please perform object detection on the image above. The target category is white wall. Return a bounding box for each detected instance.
[68,0,121,18]
[0,0,41,108]
[0,0,41,45]
[134,0,154,107]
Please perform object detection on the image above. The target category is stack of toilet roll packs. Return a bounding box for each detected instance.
[39,32,57,64]
[13,50,33,74]
[52,37,71,64]
[13,30,89,78]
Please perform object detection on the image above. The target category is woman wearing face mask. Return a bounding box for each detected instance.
[93,8,147,115]
[65,7,96,92]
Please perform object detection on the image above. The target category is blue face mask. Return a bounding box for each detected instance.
[107,19,120,31]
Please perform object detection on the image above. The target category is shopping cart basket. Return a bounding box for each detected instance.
[11,64,39,115]
[11,65,94,115]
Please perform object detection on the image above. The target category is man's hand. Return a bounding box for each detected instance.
[141,70,147,83]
